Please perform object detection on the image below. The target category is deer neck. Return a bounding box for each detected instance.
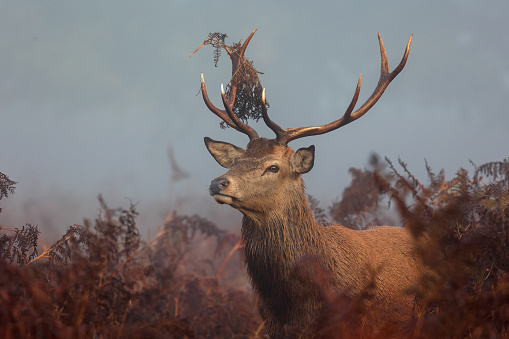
[241,183,325,280]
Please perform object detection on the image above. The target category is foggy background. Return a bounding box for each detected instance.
[1,1,508,238]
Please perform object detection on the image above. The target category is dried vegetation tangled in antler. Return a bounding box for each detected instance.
[189,30,267,129]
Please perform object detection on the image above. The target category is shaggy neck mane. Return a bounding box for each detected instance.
[241,181,326,302]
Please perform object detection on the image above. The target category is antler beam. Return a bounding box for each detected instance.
[200,31,411,145]
[264,33,412,145]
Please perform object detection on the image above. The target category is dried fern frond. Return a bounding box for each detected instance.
[210,33,228,66]
[188,32,228,67]
[479,183,509,213]
[43,224,84,266]
[473,158,509,189]
[329,166,387,230]
[0,224,40,265]
[225,57,266,128]
[0,172,17,201]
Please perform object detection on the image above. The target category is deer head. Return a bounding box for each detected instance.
[202,29,411,220]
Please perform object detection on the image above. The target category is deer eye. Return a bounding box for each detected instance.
[266,165,279,173]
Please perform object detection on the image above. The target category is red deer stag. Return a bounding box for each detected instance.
[200,29,420,337]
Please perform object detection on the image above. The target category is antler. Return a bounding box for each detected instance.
[200,29,259,140]
[262,33,413,145]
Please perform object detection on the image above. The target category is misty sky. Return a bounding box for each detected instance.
[1,1,508,235]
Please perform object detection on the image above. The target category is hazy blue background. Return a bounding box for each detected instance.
[1,1,508,236]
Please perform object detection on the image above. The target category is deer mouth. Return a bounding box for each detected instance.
[212,193,235,205]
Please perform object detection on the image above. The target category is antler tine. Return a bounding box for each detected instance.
[200,73,241,131]
[260,88,285,141]
[221,84,259,140]
[347,33,412,122]
[271,33,412,144]
[237,28,258,57]
[280,75,362,144]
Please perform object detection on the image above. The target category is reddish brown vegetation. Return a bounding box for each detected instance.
[0,192,260,338]
[1,157,508,338]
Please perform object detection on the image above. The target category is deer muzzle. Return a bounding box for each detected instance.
[209,177,234,204]
[209,177,229,194]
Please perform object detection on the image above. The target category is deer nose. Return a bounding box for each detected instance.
[209,177,229,195]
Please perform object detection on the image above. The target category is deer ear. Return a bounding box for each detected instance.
[204,137,245,168]
[291,145,315,174]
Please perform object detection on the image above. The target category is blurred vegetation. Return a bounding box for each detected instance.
[1,156,508,338]
[308,156,509,338]
[0,187,258,338]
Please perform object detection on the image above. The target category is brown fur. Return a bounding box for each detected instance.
[205,137,421,337]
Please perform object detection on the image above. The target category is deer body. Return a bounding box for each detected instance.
[206,137,420,336]
[198,30,419,337]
